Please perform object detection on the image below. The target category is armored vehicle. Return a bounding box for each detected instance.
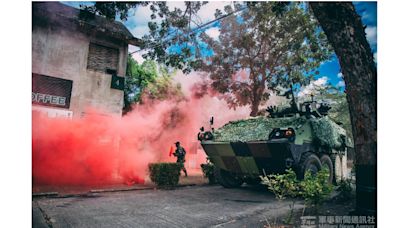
[198,93,352,188]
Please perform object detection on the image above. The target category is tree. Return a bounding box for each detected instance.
[79,2,144,21]
[200,3,332,116]
[141,1,208,73]
[85,2,331,116]
[80,2,207,73]
[124,58,157,111]
[123,56,183,114]
[142,68,184,102]
[309,2,377,215]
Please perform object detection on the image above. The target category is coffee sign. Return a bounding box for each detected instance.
[32,74,73,109]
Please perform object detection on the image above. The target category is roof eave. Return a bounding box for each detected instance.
[127,37,143,47]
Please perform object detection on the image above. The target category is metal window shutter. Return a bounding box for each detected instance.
[87,43,119,72]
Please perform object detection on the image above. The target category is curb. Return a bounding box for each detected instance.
[176,183,197,188]
[33,192,59,197]
[32,183,206,197]
[90,186,154,193]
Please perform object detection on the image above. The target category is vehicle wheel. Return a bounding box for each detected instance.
[243,177,261,186]
[320,154,334,184]
[298,152,322,179]
[342,150,348,178]
[331,149,348,184]
[214,166,243,188]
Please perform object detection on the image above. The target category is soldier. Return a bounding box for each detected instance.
[173,141,188,177]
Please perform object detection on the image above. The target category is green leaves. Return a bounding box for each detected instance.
[299,167,333,207]
[123,57,183,114]
[80,2,144,21]
[310,116,348,149]
[199,2,333,115]
[261,169,299,200]
[213,116,307,142]
[200,158,216,184]
[148,163,182,187]
[89,1,334,116]
[260,167,333,207]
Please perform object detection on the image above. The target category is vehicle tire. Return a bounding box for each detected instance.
[214,166,243,188]
[298,152,322,179]
[320,154,334,184]
[243,177,261,186]
[331,149,348,184]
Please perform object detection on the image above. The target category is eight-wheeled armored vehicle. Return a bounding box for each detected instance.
[198,94,352,188]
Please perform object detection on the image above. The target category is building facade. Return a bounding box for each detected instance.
[32,2,140,118]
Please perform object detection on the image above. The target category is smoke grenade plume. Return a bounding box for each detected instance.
[32,71,251,187]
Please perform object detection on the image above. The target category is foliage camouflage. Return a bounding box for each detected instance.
[326,94,353,139]
[213,114,350,150]
[309,116,348,149]
[213,116,306,142]
[308,93,354,144]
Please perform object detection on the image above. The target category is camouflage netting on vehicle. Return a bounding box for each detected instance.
[213,115,351,149]
[213,116,307,142]
[309,116,349,149]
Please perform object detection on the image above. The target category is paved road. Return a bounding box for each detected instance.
[33,185,302,228]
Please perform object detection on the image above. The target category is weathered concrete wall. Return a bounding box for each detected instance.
[32,23,128,117]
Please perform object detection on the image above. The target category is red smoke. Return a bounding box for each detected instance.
[32,71,252,188]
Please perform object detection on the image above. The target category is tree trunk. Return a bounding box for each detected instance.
[250,99,260,117]
[310,3,377,215]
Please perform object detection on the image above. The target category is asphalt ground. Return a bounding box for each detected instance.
[33,170,207,195]
[32,184,302,228]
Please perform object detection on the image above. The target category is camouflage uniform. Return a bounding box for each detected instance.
[173,144,188,177]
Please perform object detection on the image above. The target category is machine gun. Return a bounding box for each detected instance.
[266,86,331,119]
[198,117,214,141]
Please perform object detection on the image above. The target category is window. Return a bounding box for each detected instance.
[87,43,119,72]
